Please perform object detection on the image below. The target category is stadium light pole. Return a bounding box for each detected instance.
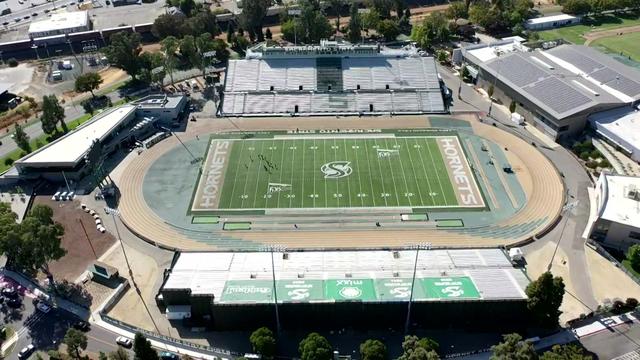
[159,126,199,164]
[547,199,579,271]
[405,243,431,333]
[288,9,301,45]
[261,244,286,333]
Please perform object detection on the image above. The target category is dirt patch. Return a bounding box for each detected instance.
[141,43,162,54]
[584,24,640,45]
[585,245,640,303]
[34,197,117,282]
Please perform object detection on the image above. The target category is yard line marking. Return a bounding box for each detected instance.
[343,138,352,207]
[289,139,296,208]
[276,139,286,208]
[382,138,401,206]
[424,137,448,206]
[393,138,413,207]
[333,138,340,207]
[246,140,265,208]
[323,139,328,208]
[353,139,365,206]
[228,140,245,208]
[403,137,425,206]
[301,139,305,208]
[415,137,435,206]
[313,139,317,208]
[369,139,387,207]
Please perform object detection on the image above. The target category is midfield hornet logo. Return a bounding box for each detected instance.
[321,161,353,179]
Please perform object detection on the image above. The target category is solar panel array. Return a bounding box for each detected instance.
[548,46,603,73]
[524,77,592,114]
[487,54,547,87]
[591,67,640,97]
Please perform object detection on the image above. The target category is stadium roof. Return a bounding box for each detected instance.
[471,45,640,120]
[598,174,640,229]
[28,11,89,35]
[222,43,445,116]
[17,105,136,168]
[162,249,530,304]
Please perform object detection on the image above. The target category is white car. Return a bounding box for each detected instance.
[116,336,132,348]
[52,191,61,201]
[36,302,51,313]
[17,344,35,359]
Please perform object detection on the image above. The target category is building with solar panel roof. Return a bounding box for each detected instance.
[461,44,640,140]
[220,40,448,117]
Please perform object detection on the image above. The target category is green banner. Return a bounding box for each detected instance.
[421,277,481,299]
[277,280,324,302]
[325,279,377,301]
[220,280,273,303]
[375,278,425,301]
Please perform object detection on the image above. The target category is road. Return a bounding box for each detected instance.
[0,0,77,28]
[580,320,640,359]
[0,91,122,159]
[438,64,598,310]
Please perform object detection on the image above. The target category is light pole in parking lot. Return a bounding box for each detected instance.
[288,9,301,45]
[404,242,431,333]
[260,245,286,333]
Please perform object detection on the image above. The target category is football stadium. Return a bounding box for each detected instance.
[190,129,484,215]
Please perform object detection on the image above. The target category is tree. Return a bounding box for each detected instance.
[75,72,103,98]
[241,0,271,42]
[397,336,439,360]
[490,334,537,360]
[12,123,31,154]
[100,352,109,360]
[133,333,159,360]
[627,244,640,271]
[41,95,67,134]
[362,8,381,32]
[446,1,468,20]
[347,3,362,43]
[368,0,394,18]
[179,0,196,16]
[299,333,332,360]
[109,347,130,360]
[540,344,592,360]
[509,100,517,113]
[0,204,66,276]
[161,36,179,85]
[103,32,143,80]
[328,0,344,33]
[152,14,185,39]
[410,12,450,49]
[265,28,273,39]
[250,327,277,358]
[526,272,565,328]
[298,0,333,44]
[64,328,88,359]
[183,11,220,38]
[437,50,448,64]
[360,339,387,360]
[377,19,400,41]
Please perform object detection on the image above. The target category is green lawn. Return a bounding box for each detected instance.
[538,12,640,45]
[622,259,640,278]
[214,136,462,210]
[591,32,640,62]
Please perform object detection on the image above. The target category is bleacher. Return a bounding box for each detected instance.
[222,53,446,116]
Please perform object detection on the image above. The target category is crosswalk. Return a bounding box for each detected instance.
[614,349,640,360]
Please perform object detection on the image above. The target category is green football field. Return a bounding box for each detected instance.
[193,133,484,212]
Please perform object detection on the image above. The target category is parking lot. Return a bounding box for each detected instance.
[47,50,108,83]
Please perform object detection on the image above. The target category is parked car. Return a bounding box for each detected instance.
[7,297,21,308]
[17,344,35,359]
[36,302,51,313]
[2,287,18,298]
[116,336,132,348]
[160,352,179,360]
[73,320,90,331]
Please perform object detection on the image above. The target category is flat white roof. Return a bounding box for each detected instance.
[18,105,136,167]
[590,107,640,154]
[526,14,578,25]
[465,41,528,63]
[28,11,88,34]
[600,174,640,228]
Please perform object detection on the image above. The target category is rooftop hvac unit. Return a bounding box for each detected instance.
[628,185,640,201]
[393,251,400,259]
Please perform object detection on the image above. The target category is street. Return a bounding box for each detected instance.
[580,321,640,359]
